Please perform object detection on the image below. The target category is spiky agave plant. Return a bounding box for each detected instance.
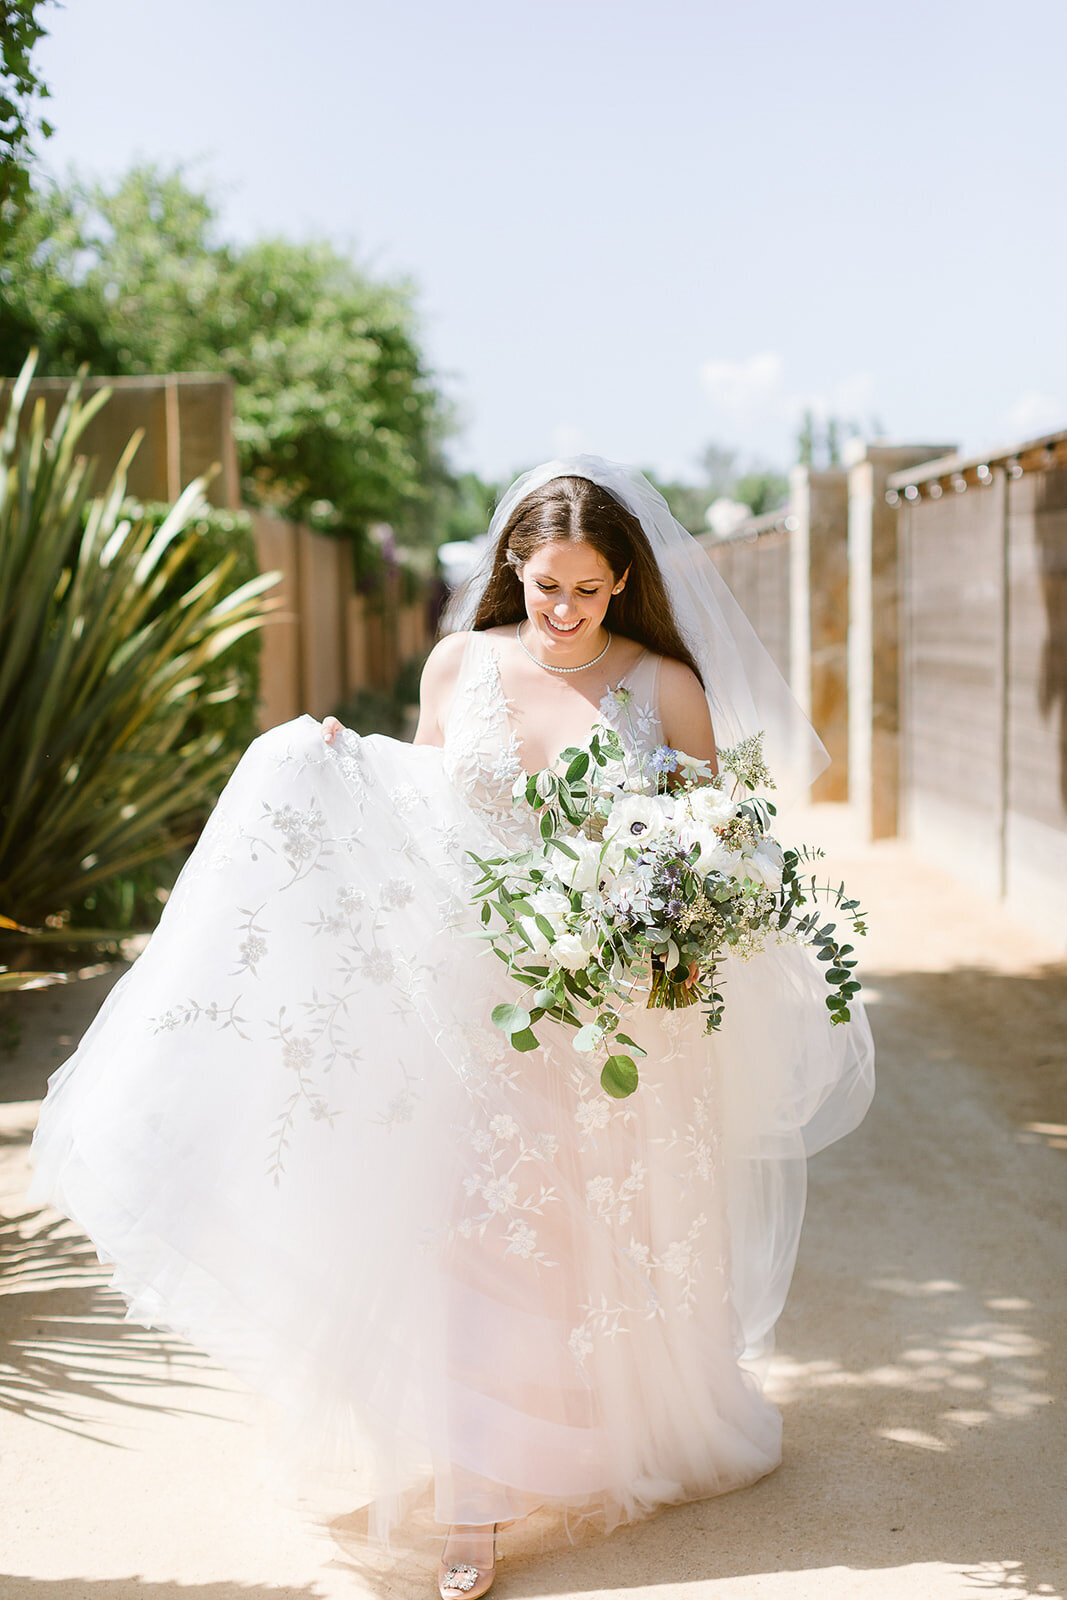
[0,354,282,930]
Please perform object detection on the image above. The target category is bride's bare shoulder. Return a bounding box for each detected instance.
[413,632,476,745]
[656,654,717,760]
[657,653,705,703]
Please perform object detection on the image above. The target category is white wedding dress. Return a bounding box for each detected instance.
[29,628,874,1548]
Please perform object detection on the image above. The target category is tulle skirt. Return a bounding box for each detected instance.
[28,716,874,1550]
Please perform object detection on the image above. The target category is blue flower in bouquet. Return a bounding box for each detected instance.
[648,744,679,775]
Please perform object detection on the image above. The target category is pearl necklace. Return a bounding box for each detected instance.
[515,620,612,674]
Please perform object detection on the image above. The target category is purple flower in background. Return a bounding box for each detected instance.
[649,745,679,775]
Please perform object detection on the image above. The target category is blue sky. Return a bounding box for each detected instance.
[34,0,1067,484]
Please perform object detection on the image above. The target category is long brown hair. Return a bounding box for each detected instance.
[470,476,703,684]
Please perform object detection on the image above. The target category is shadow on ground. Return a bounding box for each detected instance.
[0,1584,325,1599]
[1,953,1064,1598]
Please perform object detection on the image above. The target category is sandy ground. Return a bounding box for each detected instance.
[1,804,1064,1600]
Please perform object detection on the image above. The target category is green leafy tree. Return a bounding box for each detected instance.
[645,442,788,534]
[732,469,788,517]
[0,165,451,559]
[795,411,876,470]
[797,409,816,468]
[0,0,54,219]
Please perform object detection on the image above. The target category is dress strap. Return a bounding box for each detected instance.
[620,648,662,722]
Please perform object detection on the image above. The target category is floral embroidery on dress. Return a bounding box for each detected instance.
[148,636,732,1368]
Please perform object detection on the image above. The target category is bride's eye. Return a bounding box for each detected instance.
[536,583,600,596]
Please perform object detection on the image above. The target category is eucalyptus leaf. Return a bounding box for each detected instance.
[490,1002,532,1035]
[601,1054,639,1098]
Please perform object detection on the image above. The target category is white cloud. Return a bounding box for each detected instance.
[993,390,1064,442]
[698,352,786,414]
[696,353,881,460]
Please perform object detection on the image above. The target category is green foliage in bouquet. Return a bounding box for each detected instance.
[0,354,281,931]
[470,715,867,1100]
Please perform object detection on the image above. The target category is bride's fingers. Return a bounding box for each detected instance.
[321,716,344,745]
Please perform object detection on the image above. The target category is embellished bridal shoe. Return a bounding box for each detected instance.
[438,1523,498,1600]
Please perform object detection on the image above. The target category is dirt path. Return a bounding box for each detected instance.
[1,806,1064,1600]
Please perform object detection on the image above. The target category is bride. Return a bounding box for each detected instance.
[29,454,874,1597]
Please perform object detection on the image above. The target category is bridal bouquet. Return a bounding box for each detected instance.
[469,700,866,1099]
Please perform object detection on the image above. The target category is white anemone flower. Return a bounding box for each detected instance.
[604,794,673,845]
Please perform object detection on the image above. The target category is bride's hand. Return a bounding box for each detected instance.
[321,716,344,745]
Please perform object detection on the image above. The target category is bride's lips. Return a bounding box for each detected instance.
[541,615,584,639]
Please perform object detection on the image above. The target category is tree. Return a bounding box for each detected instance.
[0,165,451,559]
[794,411,877,470]
[732,468,788,517]
[0,0,54,220]
[644,441,788,535]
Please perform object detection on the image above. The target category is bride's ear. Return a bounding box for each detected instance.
[611,565,631,595]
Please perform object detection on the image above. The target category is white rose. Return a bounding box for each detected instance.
[559,837,603,895]
[530,886,571,920]
[679,824,727,871]
[725,849,753,881]
[743,840,785,889]
[686,785,736,827]
[599,840,627,879]
[552,932,590,971]
[518,916,552,955]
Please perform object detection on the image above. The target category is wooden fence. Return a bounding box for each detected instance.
[700,431,1067,946]
[252,511,432,726]
[14,374,433,732]
[890,439,1067,940]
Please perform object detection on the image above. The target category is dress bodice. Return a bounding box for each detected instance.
[441,630,664,847]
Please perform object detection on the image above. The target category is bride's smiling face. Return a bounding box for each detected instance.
[517,540,625,653]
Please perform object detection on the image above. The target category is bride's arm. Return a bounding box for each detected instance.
[321,632,469,747]
[659,657,718,775]
[411,631,469,748]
